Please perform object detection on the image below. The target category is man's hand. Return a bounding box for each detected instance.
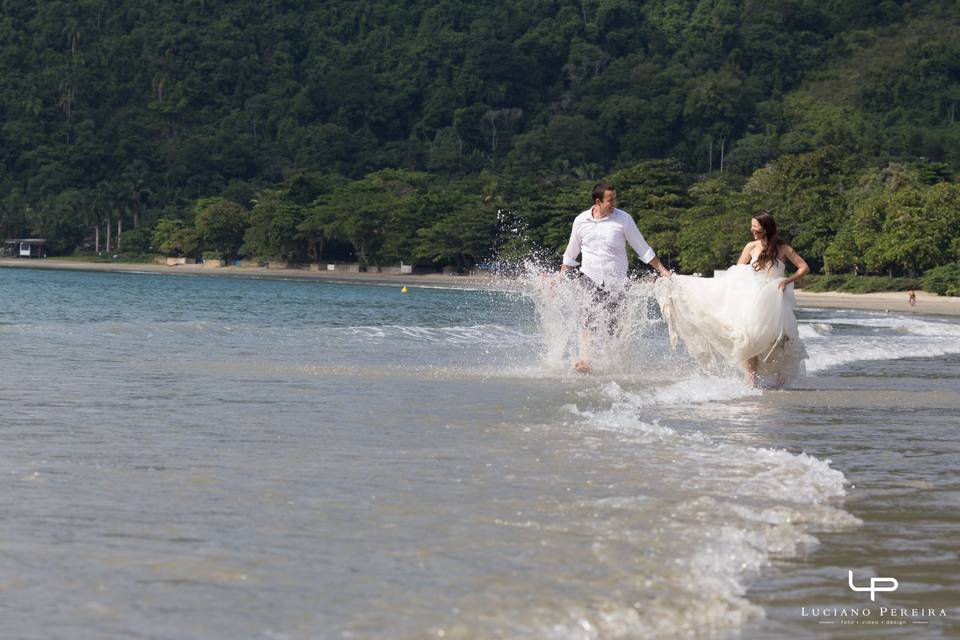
[649,257,672,278]
[560,264,570,276]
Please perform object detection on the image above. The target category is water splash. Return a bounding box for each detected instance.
[493,260,669,375]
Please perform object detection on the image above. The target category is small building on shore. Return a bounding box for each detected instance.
[3,239,48,258]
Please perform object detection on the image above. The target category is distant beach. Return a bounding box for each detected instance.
[0,257,493,290]
[794,289,959,316]
[2,257,959,316]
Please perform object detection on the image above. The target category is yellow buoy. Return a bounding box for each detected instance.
[401,286,408,293]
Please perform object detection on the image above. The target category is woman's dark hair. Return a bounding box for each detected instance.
[752,212,785,272]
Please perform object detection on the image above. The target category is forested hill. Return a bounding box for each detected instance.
[1,0,958,281]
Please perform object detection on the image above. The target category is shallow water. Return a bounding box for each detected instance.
[0,268,957,639]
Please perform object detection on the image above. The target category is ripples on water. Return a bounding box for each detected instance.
[0,267,958,639]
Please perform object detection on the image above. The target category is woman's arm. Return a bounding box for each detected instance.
[736,242,755,265]
[779,244,809,290]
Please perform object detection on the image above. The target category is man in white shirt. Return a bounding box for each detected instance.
[560,182,671,373]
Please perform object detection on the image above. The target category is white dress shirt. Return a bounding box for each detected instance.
[562,208,656,286]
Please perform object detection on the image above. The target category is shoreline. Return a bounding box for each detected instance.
[794,289,959,316]
[0,257,497,291]
[3,258,959,316]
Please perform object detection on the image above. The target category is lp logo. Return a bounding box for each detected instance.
[848,570,899,602]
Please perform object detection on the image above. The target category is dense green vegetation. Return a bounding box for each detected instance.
[803,274,921,294]
[0,0,957,290]
[922,263,960,296]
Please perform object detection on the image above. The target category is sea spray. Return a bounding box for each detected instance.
[492,259,669,375]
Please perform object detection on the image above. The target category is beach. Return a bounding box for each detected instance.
[0,265,957,638]
[795,289,958,316]
[3,258,959,316]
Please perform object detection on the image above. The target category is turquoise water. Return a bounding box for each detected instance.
[1,267,958,639]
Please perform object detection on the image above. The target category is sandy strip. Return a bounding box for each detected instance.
[0,258,498,290]
[3,258,959,316]
[794,290,960,316]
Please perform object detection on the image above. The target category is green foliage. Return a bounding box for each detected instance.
[0,0,956,283]
[27,190,89,254]
[152,219,198,257]
[242,191,304,262]
[876,183,951,274]
[119,228,153,254]
[610,159,693,268]
[677,178,754,275]
[744,146,854,267]
[490,175,594,262]
[825,165,960,276]
[195,200,248,257]
[921,263,960,296]
[307,169,428,266]
[804,274,921,293]
[414,200,497,268]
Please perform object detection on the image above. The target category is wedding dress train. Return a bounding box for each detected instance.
[654,261,807,384]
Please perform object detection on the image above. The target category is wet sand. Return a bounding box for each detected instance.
[794,289,959,316]
[3,258,959,316]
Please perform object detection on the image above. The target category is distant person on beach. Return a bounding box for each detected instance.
[655,212,809,388]
[560,182,672,373]
[909,290,917,306]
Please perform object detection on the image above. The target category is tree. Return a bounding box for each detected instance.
[195,199,248,257]
[119,227,153,254]
[29,190,87,254]
[507,115,603,171]
[309,169,429,266]
[744,146,854,269]
[875,181,960,276]
[677,178,753,275]
[609,159,693,269]
[414,198,497,269]
[0,0,955,269]
[153,219,198,257]
[242,191,304,261]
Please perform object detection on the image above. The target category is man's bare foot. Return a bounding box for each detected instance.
[744,357,759,387]
[573,360,592,374]
[766,374,786,390]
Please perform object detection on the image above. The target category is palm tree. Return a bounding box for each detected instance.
[121,162,151,229]
[93,181,114,252]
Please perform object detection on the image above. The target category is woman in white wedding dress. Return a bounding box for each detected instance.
[655,213,810,387]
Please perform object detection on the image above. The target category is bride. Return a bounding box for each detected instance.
[655,213,810,387]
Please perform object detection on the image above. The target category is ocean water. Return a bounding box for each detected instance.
[0,267,957,639]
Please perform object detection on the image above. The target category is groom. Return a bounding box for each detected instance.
[560,182,671,373]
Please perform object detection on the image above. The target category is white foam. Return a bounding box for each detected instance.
[730,447,848,504]
[790,312,960,373]
[652,374,759,405]
[805,336,960,373]
[342,324,536,345]
[548,381,860,638]
[798,322,833,339]
[840,315,960,337]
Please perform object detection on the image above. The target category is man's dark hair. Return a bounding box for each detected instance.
[592,182,615,204]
